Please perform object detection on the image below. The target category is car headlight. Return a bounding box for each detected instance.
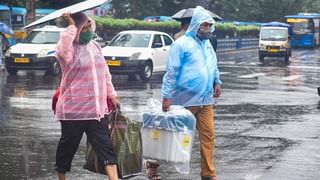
[259,44,267,50]
[279,45,287,51]
[5,48,11,57]
[37,49,50,58]
[129,52,141,60]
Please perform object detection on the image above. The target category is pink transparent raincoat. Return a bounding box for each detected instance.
[54,19,116,121]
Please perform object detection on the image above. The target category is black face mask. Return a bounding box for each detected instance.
[196,28,212,41]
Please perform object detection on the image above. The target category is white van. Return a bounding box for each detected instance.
[258,22,292,62]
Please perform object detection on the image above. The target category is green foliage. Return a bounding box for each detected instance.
[216,23,236,30]
[94,17,180,30]
[94,17,259,39]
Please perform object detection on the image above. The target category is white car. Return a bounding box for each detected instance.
[102,30,174,81]
[5,25,65,75]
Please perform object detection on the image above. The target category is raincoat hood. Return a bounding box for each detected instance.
[185,6,215,39]
[71,12,96,43]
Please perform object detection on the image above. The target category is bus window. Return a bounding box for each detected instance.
[287,19,313,33]
[12,15,24,28]
[11,7,26,30]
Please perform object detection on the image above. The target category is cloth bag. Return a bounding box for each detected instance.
[83,111,143,179]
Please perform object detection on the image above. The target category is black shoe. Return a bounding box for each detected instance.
[201,176,217,180]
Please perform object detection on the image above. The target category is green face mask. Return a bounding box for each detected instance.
[79,31,94,44]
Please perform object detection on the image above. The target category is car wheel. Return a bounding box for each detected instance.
[6,67,18,75]
[47,61,61,76]
[284,56,289,63]
[140,61,153,81]
[259,55,264,62]
[289,48,292,57]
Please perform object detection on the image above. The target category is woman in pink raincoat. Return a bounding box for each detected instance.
[54,12,119,180]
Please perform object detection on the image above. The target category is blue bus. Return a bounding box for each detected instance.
[11,7,27,30]
[0,4,11,27]
[11,7,56,42]
[0,4,16,50]
[11,7,26,29]
[284,13,320,48]
[11,7,27,41]
[1,5,57,47]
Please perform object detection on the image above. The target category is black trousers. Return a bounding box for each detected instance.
[55,117,117,173]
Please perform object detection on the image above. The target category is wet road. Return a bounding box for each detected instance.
[0,49,320,180]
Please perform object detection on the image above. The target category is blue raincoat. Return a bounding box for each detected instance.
[161,6,222,107]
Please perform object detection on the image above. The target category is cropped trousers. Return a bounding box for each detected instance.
[186,105,216,177]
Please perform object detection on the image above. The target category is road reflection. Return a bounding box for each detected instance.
[0,48,320,179]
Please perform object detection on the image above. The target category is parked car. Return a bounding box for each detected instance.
[4,25,65,75]
[144,16,173,22]
[102,30,174,81]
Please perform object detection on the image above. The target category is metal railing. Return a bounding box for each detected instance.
[217,38,259,52]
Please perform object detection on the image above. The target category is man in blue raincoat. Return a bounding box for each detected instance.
[161,6,222,180]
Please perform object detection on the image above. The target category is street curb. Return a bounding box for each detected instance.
[217,48,258,55]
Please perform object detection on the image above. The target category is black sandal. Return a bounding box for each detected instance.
[149,174,161,180]
[146,161,161,180]
[201,176,218,180]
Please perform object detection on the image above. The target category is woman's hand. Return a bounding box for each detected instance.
[62,12,75,26]
[110,96,121,110]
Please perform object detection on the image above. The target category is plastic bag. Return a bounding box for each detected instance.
[83,111,143,178]
[142,98,196,174]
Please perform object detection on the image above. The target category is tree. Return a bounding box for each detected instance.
[111,0,163,19]
[1,0,82,9]
[26,0,36,24]
[209,0,311,22]
[2,0,320,22]
[159,0,184,16]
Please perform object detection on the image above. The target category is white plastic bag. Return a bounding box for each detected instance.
[142,98,196,174]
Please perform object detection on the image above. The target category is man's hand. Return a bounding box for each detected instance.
[62,12,75,26]
[214,84,221,98]
[162,98,172,112]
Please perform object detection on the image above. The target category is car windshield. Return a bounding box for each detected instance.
[108,33,151,47]
[261,29,288,41]
[22,31,60,44]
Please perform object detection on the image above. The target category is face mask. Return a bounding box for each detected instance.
[196,26,213,41]
[79,31,94,44]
